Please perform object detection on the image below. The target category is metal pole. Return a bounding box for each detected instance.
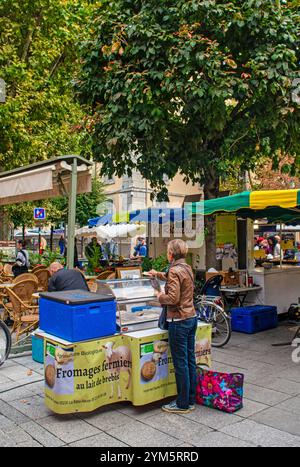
[38,226,41,255]
[280,222,283,270]
[67,157,77,269]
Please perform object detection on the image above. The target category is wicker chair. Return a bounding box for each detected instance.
[87,280,98,293]
[34,269,51,291]
[96,270,115,280]
[3,264,12,275]
[5,280,39,341]
[32,265,47,274]
[13,273,39,285]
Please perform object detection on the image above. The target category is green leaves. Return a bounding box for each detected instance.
[0,0,100,172]
[75,0,300,196]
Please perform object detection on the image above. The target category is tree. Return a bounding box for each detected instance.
[0,0,100,239]
[76,0,300,267]
[6,199,62,240]
[0,0,97,170]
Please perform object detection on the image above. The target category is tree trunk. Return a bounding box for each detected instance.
[204,168,221,270]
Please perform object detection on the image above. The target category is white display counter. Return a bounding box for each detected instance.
[250,267,300,314]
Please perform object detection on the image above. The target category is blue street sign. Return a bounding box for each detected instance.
[34,207,46,220]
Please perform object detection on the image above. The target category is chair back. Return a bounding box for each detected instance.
[96,270,115,280]
[201,274,223,297]
[3,264,12,275]
[13,273,39,284]
[106,272,116,280]
[32,265,46,273]
[6,280,38,317]
[34,269,51,291]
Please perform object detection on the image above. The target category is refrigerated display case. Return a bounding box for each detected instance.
[96,278,163,332]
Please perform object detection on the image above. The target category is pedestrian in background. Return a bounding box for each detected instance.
[12,240,30,277]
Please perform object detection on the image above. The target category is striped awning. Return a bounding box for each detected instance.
[191,190,300,222]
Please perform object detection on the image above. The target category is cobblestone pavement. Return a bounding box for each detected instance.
[1,323,300,447]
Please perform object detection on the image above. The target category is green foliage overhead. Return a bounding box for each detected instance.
[0,0,99,171]
[76,0,300,199]
[52,178,107,227]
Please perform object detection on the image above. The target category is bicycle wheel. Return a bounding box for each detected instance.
[211,307,232,348]
[0,320,12,367]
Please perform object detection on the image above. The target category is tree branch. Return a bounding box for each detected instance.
[20,27,34,62]
[48,49,67,80]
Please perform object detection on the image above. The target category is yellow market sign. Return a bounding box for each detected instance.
[44,325,212,414]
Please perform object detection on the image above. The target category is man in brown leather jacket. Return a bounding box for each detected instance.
[150,239,197,414]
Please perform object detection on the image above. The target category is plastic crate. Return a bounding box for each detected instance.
[39,290,117,342]
[32,334,44,363]
[231,305,278,334]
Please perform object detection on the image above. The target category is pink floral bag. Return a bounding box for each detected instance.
[196,367,244,413]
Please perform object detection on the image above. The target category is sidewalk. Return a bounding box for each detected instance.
[1,323,300,447]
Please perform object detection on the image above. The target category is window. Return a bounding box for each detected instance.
[103,175,115,185]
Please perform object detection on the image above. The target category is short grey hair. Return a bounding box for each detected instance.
[167,239,188,261]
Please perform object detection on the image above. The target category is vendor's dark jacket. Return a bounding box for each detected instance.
[48,268,89,292]
[157,259,196,320]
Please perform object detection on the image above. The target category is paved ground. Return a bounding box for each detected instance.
[1,322,300,447]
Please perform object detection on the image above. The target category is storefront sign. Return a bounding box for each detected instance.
[44,325,211,414]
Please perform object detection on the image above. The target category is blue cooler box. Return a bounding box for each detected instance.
[231,305,278,334]
[32,333,44,363]
[39,290,116,342]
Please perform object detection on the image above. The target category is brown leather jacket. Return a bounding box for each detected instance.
[157,259,196,320]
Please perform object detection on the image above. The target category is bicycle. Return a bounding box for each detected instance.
[0,319,12,367]
[195,295,231,348]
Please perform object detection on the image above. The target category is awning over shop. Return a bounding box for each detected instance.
[0,156,92,206]
[191,189,300,223]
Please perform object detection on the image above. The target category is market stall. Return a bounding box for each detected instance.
[38,323,211,414]
[192,189,300,315]
[37,286,211,415]
[88,208,204,269]
[75,223,146,261]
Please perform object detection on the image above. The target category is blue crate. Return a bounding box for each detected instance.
[32,334,44,363]
[231,305,278,334]
[39,290,116,342]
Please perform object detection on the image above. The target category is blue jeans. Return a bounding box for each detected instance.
[168,317,198,409]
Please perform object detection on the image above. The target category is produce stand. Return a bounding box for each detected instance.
[192,189,300,314]
[39,323,211,414]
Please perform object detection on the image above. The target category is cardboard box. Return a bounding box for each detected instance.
[205,270,240,286]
